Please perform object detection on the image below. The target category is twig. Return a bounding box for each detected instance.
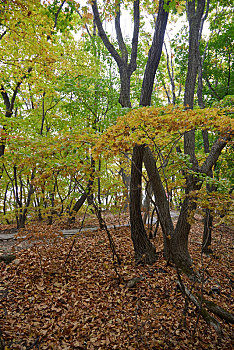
[176,266,190,328]
[25,336,41,350]
[63,206,89,267]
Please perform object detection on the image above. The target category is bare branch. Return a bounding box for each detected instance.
[129,0,140,74]
[54,0,66,29]
[200,137,229,174]
[75,8,92,38]
[91,0,122,66]
[115,2,128,63]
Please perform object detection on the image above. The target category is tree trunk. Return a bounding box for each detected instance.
[142,181,153,225]
[140,0,170,106]
[92,0,163,263]
[130,145,157,264]
[201,131,215,255]
[172,193,198,268]
[170,0,206,268]
[92,0,139,109]
[129,0,170,263]
[143,147,174,259]
[202,208,213,254]
[118,65,132,108]
[68,157,95,223]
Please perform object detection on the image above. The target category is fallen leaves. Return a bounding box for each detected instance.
[0,219,233,349]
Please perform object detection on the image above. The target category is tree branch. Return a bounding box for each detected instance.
[177,281,222,338]
[91,0,122,66]
[75,9,92,38]
[54,0,67,29]
[199,0,210,40]
[200,136,229,174]
[115,1,128,63]
[0,85,10,111]
[205,77,222,100]
[0,30,7,40]
[10,67,33,112]
[128,0,140,74]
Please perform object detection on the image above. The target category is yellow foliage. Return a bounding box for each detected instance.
[93,105,233,158]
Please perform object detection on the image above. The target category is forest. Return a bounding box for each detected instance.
[0,0,233,349]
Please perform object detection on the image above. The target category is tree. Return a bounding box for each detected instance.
[95,105,233,268]
[0,0,95,226]
[202,0,233,104]
[130,0,170,264]
[91,0,233,271]
[0,0,232,271]
[89,0,171,263]
[91,0,140,108]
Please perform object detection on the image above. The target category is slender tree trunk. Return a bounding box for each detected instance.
[0,68,32,159]
[130,0,170,263]
[130,145,157,264]
[142,181,153,225]
[170,0,206,268]
[18,178,34,228]
[143,146,174,259]
[202,208,213,254]
[92,0,139,109]
[201,130,215,254]
[68,157,95,223]
[140,0,170,106]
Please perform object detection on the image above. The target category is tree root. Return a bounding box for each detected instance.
[0,254,16,264]
[177,282,222,338]
[196,295,234,324]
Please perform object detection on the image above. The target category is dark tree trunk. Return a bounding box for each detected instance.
[172,183,201,268]
[130,145,157,264]
[140,0,170,106]
[17,180,34,228]
[14,170,35,229]
[175,0,229,267]
[170,0,206,268]
[129,0,170,263]
[92,0,139,108]
[142,181,153,225]
[68,157,95,223]
[184,0,205,109]
[118,65,132,107]
[202,131,215,255]
[143,147,174,259]
[202,208,213,254]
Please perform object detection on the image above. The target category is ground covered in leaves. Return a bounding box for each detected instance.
[0,215,233,349]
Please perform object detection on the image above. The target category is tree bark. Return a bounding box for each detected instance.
[92,0,139,108]
[143,147,174,259]
[130,145,157,264]
[177,282,222,337]
[0,67,32,160]
[140,0,170,106]
[129,0,170,263]
[68,157,95,223]
[202,208,213,254]
[184,0,205,109]
[170,0,206,268]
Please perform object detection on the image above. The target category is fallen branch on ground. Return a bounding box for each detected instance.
[0,254,16,264]
[177,281,222,338]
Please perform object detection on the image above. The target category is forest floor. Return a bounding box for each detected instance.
[0,212,233,349]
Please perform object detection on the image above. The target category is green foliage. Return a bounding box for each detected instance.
[0,0,233,227]
[201,2,234,104]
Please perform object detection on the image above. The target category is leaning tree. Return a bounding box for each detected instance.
[84,0,231,270]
